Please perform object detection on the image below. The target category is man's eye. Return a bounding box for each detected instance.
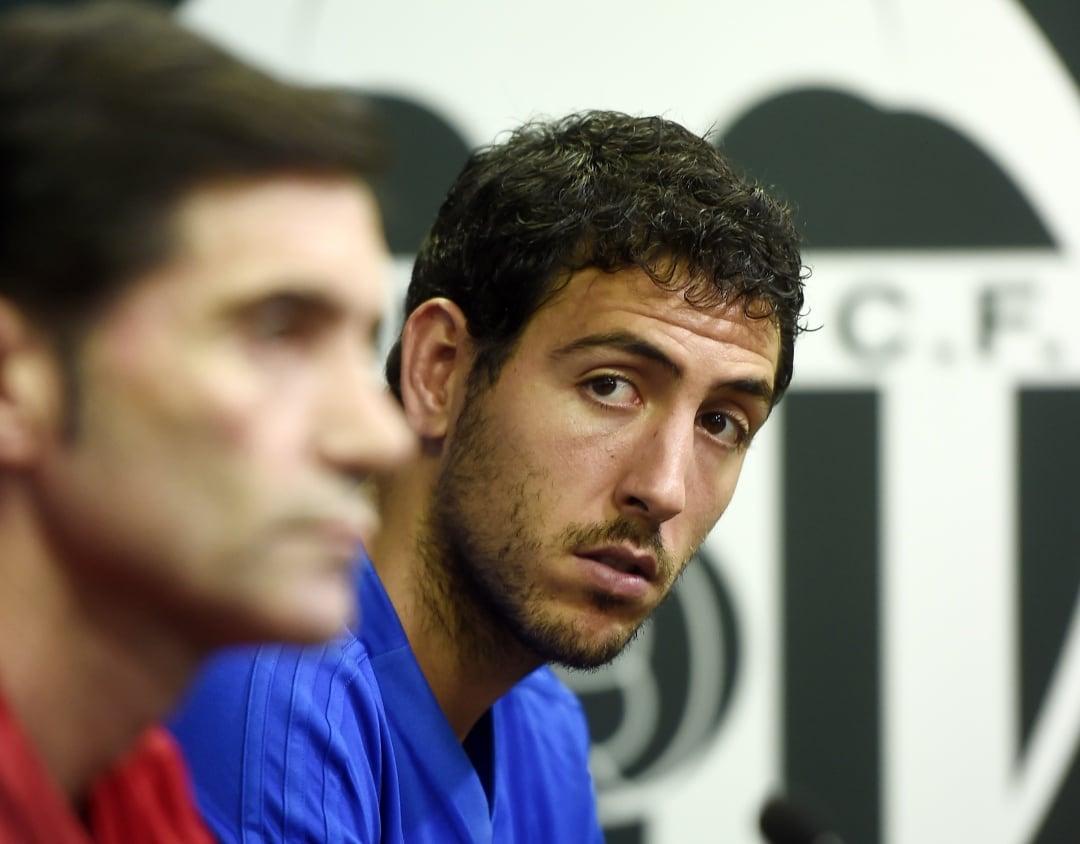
[243,295,328,344]
[589,376,619,397]
[583,374,637,405]
[249,301,302,340]
[700,411,748,447]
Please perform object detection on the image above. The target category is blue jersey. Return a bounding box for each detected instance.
[170,558,604,843]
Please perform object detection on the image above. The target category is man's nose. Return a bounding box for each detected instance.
[613,415,693,527]
[317,354,415,478]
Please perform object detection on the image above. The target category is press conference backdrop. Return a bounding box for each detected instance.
[175,2,1080,842]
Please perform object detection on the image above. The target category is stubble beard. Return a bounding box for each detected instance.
[416,382,674,674]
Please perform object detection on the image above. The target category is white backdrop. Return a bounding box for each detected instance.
[177,2,1080,841]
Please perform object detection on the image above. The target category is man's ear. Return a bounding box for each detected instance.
[0,299,60,467]
[397,298,475,441]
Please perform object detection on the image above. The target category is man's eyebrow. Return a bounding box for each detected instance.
[726,377,775,410]
[551,330,776,408]
[551,332,682,377]
[235,285,342,312]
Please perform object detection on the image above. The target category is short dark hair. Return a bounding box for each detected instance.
[0,0,384,333]
[385,110,807,404]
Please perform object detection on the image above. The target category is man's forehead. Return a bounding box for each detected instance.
[533,266,779,350]
[170,176,377,250]
[153,177,389,304]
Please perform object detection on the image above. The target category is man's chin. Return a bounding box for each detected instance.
[551,641,632,672]
[278,573,356,641]
[227,572,355,647]
[523,619,641,671]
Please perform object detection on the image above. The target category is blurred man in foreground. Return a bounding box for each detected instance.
[0,2,412,840]
[175,110,806,841]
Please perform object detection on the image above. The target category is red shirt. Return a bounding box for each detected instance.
[0,692,214,843]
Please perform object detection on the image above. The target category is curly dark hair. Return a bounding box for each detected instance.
[385,110,807,403]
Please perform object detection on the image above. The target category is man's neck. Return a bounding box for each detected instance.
[0,501,198,803]
[371,470,543,742]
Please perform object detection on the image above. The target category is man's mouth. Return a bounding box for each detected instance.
[576,545,659,582]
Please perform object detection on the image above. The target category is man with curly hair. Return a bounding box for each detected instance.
[174,110,806,842]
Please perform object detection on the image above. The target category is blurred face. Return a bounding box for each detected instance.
[31,176,413,646]
[428,267,780,668]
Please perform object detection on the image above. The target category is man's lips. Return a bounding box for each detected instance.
[299,522,363,567]
[575,545,659,582]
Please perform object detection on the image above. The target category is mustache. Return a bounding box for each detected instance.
[561,517,672,570]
